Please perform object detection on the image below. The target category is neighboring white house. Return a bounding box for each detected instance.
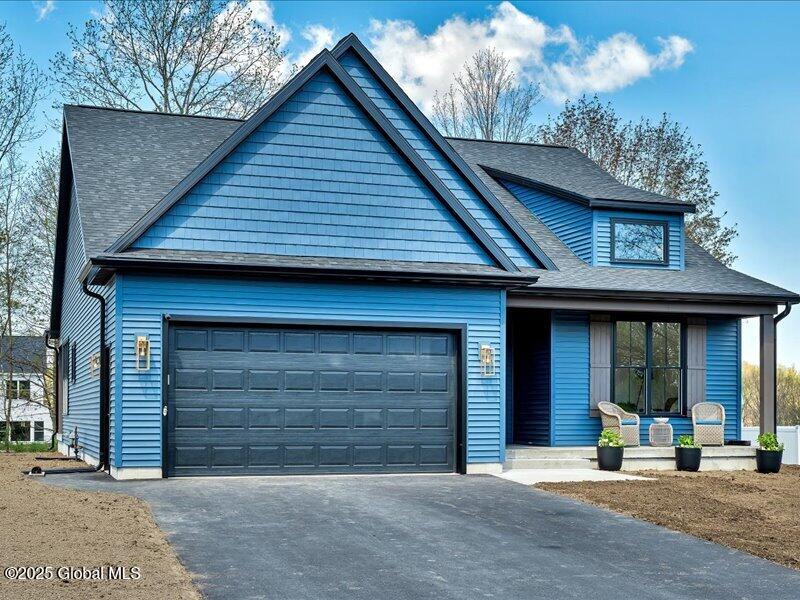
[1,336,53,444]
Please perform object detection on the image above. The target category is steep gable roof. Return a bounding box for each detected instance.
[104,50,520,272]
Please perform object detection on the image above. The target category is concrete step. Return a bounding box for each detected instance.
[506,447,596,460]
[503,458,594,470]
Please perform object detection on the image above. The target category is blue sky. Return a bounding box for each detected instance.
[4,0,800,365]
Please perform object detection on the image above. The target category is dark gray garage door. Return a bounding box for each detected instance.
[166,324,458,476]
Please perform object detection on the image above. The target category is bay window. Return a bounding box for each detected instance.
[613,320,682,415]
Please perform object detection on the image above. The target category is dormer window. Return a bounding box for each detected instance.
[611,218,668,265]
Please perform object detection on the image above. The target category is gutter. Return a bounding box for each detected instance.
[80,279,110,473]
[44,330,59,451]
[772,303,793,433]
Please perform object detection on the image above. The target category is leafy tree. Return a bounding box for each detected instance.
[742,362,800,427]
[536,96,737,265]
[432,48,541,142]
[51,0,292,119]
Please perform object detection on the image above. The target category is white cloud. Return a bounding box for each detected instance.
[294,24,337,69]
[32,0,56,21]
[367,1,693,108]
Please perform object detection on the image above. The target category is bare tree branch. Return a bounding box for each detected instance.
[50,0,293,119]
[431,48,541,142]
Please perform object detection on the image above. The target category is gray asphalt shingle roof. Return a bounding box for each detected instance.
[62,105,797,302]
[446,137,689,207]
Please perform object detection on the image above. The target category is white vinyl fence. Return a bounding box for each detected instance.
[741,426,800,464]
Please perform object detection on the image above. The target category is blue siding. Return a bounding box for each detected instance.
[501,181,592,262]
[59,189,115,461]
[116,274,505,468]
[707,318,742,440]
[134,71,491,265]
[338,50,538,269]
[549,311,741,446]
[550,311,592,446]
[594,210,684,270]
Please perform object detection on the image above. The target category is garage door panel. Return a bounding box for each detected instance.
[167,325,458,476]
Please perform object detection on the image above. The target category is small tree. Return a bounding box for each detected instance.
[432,48,541,142]
[536,96,738,265]
[51,0,292,119]
[742,362,800,427]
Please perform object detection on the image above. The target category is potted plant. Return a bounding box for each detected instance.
[756,433,784,474]
[597,428,624,471]
[675,435,702,472]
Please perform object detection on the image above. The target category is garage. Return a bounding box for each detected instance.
[165,323,460,476]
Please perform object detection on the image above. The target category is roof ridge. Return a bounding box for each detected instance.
[64,104,246,123]
[444,136,571,150]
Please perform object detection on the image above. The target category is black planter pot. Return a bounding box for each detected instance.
[675,447,702,472]
[597,446,624,471]
[756,449,783,474]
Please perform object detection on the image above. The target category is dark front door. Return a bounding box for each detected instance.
[165,323,458,476]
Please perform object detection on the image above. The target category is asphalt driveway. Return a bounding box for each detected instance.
[46,472,800,600]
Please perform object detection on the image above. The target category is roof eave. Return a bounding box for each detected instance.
[511,285,800,306]
[482,165,695,215]
[87,255,540,288]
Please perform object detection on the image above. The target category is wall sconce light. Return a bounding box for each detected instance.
[135,335,151,371]
[479,343,496,377]
[89,352,101,379]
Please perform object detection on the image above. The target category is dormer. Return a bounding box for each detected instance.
[467,146,694,271]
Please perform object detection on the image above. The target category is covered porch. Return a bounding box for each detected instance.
[505,293,790,470]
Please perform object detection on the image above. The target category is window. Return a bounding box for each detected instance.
[0,421,31,442]
[611,219,668,265]
[613,320,682,415]
[71,342,77,384]
[5,380,31,401]
[33,421,44,442]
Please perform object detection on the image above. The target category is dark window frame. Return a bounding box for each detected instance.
[611,317,685,417]
[610,217,669,266]
[33,421,44,441]
[5,379,31,401]
[71,342,77,384]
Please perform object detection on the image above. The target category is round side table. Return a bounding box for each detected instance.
[649,419,673,447]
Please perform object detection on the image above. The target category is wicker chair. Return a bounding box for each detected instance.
[597,402,641,447]
[692,402,725,446]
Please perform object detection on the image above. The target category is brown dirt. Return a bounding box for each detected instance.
[0,453,201,600]
[539,466,800,571]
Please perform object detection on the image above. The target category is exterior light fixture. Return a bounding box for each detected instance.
[89,352,101,379]
[135,335,151,371]
[479,343,496,377]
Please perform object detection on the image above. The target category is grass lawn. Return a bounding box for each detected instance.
[540,466,800,571]
[0,453,199,600]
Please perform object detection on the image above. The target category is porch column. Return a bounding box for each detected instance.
[759,314,777,435]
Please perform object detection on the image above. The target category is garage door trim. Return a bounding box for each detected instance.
[160,315,467,477]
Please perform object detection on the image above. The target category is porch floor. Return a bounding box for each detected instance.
[505,444,757,472]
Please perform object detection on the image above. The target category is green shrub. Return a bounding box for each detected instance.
[598,428,624,447]
[757,433,785,452]
[677,435,700,449]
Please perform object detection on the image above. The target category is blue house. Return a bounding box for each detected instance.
[49,34,797,479]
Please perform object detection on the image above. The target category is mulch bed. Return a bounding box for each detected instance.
[539,466,800,571]
[0,453,200,600]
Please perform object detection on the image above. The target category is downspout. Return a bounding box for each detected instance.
[772,303,793,433]
[44,330,59,451]
[81,279,110,472]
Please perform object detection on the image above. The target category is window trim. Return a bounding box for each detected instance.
[611,317,685,417]
[610,217,669,266]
